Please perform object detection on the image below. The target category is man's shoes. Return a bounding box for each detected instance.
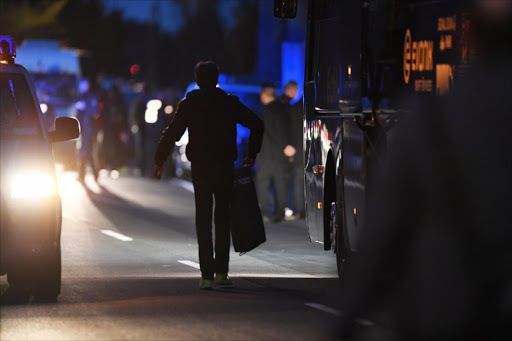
[285,212,306,221]
[215,273,233,287]
[199,279,214,290]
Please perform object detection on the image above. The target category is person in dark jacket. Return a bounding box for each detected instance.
[101,84,128,171]
[281,81,305,219]
[153,61,264,290]
[256,85,296,222]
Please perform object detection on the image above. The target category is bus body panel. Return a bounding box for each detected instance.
[302,0,472,265]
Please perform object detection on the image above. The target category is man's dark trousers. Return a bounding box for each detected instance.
[256,162,289,221]
[191,162,233,280]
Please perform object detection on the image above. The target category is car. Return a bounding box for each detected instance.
[0,36,80,300]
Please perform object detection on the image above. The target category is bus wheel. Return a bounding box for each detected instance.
[331,202,346,278]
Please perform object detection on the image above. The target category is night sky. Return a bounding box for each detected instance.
[102,0,242,35]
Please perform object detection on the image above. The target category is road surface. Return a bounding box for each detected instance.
[0,172,359,340]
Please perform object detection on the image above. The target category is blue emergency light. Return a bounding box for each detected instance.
[0,36,16,64]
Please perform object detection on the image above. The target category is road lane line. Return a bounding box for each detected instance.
[178,260,200,269]
[305,303,343,316]
[100,230,133,242]
[305,303,375,326]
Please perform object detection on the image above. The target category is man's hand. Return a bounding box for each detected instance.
[283,145,297,158]
[153,165,164,180]
[242,156,256,167]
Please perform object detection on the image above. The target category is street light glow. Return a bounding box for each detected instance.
[164,105,174,114]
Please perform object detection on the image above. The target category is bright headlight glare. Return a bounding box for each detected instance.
[11,173,57,199]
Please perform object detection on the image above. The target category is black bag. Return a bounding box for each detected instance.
[230,166,266,254]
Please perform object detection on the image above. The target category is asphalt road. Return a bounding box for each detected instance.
[0,172,352,340]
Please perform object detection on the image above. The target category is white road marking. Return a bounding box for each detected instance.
[305,303,375,326]
[171,179,194,193]
[100,230,133,242]
[178,260,201,269]
[305,303,343,316]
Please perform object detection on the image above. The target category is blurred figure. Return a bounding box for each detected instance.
[75,78,99,182]
[339,1,512,340]
[281,81,305,219]
[153,61,263,290]
[129,85,150,175]
[102,84,128,171]
[36,88,56,131]
[256,85,296,223]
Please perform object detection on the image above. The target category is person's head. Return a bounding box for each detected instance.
[260,85,276,105]
[284,81,298,100]
[195,61,219,89]
[78,79,90,94]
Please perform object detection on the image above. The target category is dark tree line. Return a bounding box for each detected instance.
[0,0,258,89]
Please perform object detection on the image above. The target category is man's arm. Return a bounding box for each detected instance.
[154,100,188,176]
[233,97,264,163]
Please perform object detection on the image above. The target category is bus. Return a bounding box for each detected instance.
[275,0,472,276]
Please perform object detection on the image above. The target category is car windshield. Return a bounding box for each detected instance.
[0,72,41,139]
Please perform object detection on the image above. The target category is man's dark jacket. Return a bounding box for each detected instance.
[258,98,291,165]
[155,88,264,166]
[287,98,303,167]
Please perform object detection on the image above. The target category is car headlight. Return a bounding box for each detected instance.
[11,172,57,199]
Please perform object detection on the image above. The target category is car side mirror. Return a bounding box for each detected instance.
[48,117,80,143]
[274,0,297,18]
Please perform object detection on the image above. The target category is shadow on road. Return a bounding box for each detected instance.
[81,180,194,239]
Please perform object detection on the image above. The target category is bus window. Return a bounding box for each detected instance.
[310,0,361,113]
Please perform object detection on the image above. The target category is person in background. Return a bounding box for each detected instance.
[129,85,150,176]
[256,84,296,223]
[281,81,305,219]
[153,61,264,290]
[102,84,128,171]
[75,78,99,183]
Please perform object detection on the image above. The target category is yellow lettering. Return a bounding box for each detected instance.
[404,28,434,84]
[438,15,457,31]
[426,41,433,71]
[412,41,418,71]
[445,34,453,49]
[414,79,433,92]
[418,41,424,71]
[436,64,454,96]
[403,29,412,84]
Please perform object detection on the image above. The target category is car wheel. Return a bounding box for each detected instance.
[31,243,61,300]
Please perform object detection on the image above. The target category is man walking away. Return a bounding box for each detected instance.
[256,85,296,223]
[282,81,305,219]
[153,61,264,290]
